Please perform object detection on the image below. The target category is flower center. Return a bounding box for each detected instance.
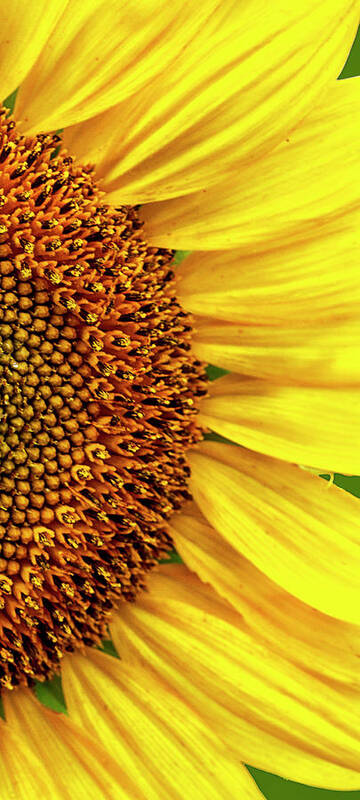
[0,108,206,690]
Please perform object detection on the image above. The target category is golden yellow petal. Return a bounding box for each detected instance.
[199,373,360,473]
[177,244,360,386]
[62,648,263,800]
[63,1,357,204]
[170,501,360,688]
[0,2,63,103]
[142,76,360,249]
[110,564,360,790]
[16,0,215,134]
[190,316,360,388]
[3,688,132,799]
[188,440,360,623]
[0,717,51,800]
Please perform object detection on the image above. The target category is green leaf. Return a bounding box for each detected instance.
[248,767,360,800]
[206,364,229,381]
[35,674,67,714]
[173,250,191,265]
[99,639,119,659]
[339,25,360,79]
[3,88,18,113]
[203,430,233,445]
[160,549,183,564]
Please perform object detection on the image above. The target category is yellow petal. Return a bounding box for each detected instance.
[0,2,63,103]
[3,687,132,799]
[0,717,52,800]
[142,76,360,249]
[190,316,360,388]
[199,373,360,473]
[170,501,360,688]
[15,0,208,133]
[110,564,360,790]
[177,244,360,386]
[188,440,360,623]
[62,1,358,204]
[61,648,263,800]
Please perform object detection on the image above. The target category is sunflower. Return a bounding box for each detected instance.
[0,1,359,798]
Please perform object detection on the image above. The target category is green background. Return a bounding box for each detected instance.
[9,25,360,800]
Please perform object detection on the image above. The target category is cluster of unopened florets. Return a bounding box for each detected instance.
[0,108,206,689]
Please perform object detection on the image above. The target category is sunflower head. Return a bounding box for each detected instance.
[0,108,206,690]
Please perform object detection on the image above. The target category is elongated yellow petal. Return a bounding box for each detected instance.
[0,718,52,800]
[200,373,360,473]
[0,1,64,103]
[61,648,263,800]
[170,502,360,687]
[62,1,358,204]
[15,1,213,134]
[190,316,360,388]
[142,76,360,249]
[177,244,360,386]
[188,441,360,623]
[3,688,133,799]
[178,245,360,325]
[111,564,360,790]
